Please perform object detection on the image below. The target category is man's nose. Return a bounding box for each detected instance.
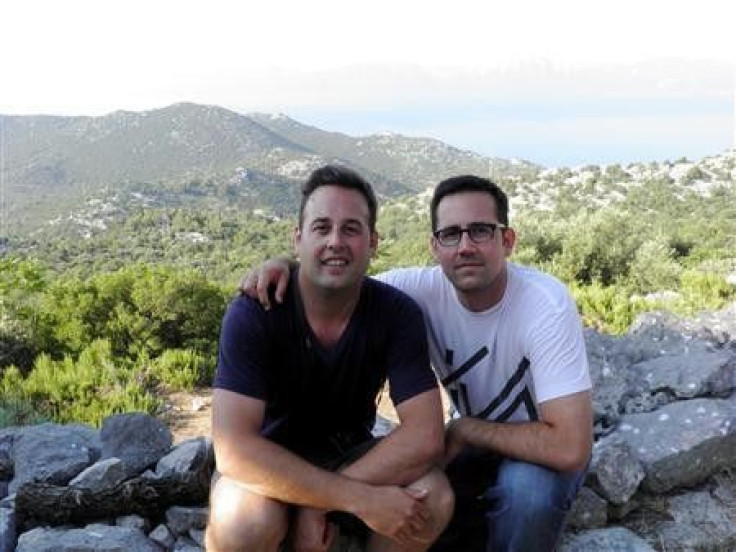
[326,229,343,247]
[457,231,477,253]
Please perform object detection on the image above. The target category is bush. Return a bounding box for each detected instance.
[2,340,162,426]
[677,271,735,312]
[153,348,213,391]
[628,237,683,294]
[570,282,638,334]
[0,396,49,427]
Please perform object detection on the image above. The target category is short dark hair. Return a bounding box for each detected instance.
[299,165,378,231]
[430,175,509,231]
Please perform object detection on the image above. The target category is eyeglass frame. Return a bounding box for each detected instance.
[432,222,507,247]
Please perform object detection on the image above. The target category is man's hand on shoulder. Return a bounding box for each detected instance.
[238,257,294,310]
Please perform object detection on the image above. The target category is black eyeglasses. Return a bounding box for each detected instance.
[433,222,506,247]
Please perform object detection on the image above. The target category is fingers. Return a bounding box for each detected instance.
[256,271,271,310]
[274,272,288,304]
[404,486,428,500]
[391,491,432,544]
[237,271,256,297]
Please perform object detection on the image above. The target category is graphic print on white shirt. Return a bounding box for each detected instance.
[440,345,539,421]
[376,263,592,423]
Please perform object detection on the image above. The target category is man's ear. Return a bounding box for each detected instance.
[429,235,440,262]
[369,231,379,255]
[502,227,516,257]
[293,226,301,254]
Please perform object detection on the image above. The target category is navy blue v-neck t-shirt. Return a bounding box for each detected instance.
[214,271,437,463]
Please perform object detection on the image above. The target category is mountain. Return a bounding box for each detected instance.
[1,103,538,233]
[248,112,530,188]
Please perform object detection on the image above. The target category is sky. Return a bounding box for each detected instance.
[1,0,734,167]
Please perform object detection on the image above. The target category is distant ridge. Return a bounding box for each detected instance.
[2,103,538,231]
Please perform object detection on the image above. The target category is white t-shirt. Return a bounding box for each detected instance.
[376,263,591,422]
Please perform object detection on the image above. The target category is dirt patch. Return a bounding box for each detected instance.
[159,388,213,444]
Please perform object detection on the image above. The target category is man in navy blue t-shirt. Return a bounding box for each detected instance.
[206,165,453,552]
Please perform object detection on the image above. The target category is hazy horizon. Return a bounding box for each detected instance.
[2,0,734,167]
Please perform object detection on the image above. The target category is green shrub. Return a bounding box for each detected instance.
[570,282,638,334]
[0,396,49,427]
[677,271,735,313]
[153,348,213,391]
[3,340,162,426]
[628,237,683,294]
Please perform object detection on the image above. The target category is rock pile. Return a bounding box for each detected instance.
[562,302,736,551]
[0,413,212,551]
[0,302,733,551]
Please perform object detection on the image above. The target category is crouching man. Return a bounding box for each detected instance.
[206,165,453,552]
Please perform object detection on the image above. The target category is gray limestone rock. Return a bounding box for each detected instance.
[16,523,161,552]
[624,350,735,413]
[149,523,175,549]
[165,505,208,536]
[0,508,15,552]
[69,457,127,490]
[10,423,99,494]
[631,303,736,350]
[100,412,172,477]
[173,535,203,551]
[559,527,656,551]
[566,487,608,529]
[115,513,150,533]
[156,436,211,477]
[615,397,736,493]
[590,437,646,504]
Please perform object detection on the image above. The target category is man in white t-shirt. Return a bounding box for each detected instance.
[243,175,593,551]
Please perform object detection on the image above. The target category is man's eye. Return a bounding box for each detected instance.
[313,224,330,234]
[440,229,460,240]
[344,225,361,236]
[471,226,492,239]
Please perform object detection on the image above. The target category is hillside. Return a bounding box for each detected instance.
[1,103,539,233]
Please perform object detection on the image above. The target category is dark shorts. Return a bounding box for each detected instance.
[263,418,374,468]
[282,436,379,547]
[260,421,379,545]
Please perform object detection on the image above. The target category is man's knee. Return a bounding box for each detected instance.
[486,460,585,551]
[206,474,289,552]
[413,468,456,538]
[491,459,584,517]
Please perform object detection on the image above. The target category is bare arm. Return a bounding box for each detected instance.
[213,389,363,507]
[445,390,592,472]
[341,388,445,486]
[212,389,431,541]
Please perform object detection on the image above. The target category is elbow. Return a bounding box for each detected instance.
[212,434,256,480]
[212,441,238,478]
[555,453,589,473]
[554,440,592,473]
[424,426,446,467]
[406,426,444,470]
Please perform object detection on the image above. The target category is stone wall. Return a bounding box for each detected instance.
[0,302,734,552]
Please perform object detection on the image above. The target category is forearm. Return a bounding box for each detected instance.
[215,433,367,514]
[450,416,590,472]
[342,389,445,486]
[340,425,442,486]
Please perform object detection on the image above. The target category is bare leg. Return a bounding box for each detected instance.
[367,468,454,552]
[206,472,290,552]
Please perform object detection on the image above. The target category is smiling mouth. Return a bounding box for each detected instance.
[322,259,348,267]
